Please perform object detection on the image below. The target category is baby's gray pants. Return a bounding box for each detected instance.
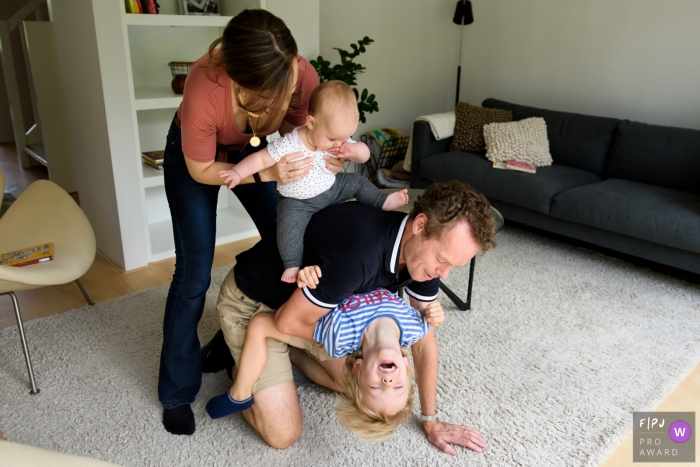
[277,173,388,269]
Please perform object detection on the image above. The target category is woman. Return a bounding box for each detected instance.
[158,9,341,436]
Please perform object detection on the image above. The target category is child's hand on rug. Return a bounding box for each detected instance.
[424,302,445,327]
[297,265,322,288]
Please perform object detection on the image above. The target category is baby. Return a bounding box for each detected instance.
[206,268,444,442]
[219,80,408,283]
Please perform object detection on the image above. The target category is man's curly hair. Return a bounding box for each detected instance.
[409,181,496,252]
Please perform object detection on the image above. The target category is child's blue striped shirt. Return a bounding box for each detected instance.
[313,288,430,358]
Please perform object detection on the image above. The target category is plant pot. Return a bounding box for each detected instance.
[171,75,187,95]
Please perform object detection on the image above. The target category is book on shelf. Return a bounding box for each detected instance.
[139,0,151,13]
[492,160,537,174]
[124,0,136,13]
[142,150,164,165]
[0,243,53,267]
[125,0,159,14]
[142,157,164,171]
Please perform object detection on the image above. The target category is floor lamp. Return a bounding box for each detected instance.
[453,0,474,106]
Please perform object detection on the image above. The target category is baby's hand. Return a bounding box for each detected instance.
[297,265,322,289]
[219,169,242,189]
[424,302,445,327]
[328,141,361,162]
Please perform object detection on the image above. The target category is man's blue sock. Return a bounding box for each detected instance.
[206,391,254,419]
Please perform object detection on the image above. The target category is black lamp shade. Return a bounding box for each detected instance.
[453,0,474,25]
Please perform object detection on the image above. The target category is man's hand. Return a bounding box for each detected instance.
[424,302,445,327]
[297,265,322,289]
[424,420,488,455]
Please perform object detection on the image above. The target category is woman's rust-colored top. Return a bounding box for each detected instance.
[176,51,319,162]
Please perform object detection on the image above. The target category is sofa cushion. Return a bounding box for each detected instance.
[551,178,700,253]
[419,152,600,215]
[419,151,492,188]
[479,164,600,215]
[484,117,552,166]
[451,102,513,153]
[482,98,619,177]
[604,120,700,195]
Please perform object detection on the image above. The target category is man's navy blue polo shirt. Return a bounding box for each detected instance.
[234,202,440,310]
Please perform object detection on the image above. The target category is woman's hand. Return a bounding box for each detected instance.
[259,151,313,184]
[324,154,345,175]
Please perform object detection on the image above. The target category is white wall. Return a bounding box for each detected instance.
[268,0,319,58]
[320,0,460,136]
[52,0,131,268]
[462,0,700,130]
[320,1,700,134]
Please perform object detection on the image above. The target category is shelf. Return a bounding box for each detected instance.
[142,164,164,188]
[148,206,258,262]
[134,88,183,111]
[124,13,232,28]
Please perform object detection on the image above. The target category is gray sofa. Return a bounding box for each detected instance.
[410,98,700,274]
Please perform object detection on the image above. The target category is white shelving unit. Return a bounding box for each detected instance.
[125,10,259,262]
[52,0,319,270]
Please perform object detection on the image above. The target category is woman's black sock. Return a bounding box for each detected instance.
[163,404,195,435]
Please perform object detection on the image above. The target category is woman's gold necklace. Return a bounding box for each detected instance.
[233,83,265,147]
[248,114,261,147]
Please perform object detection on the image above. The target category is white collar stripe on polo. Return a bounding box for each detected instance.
[389,215,409,274]
[302,286,337,309]
[404,286,439,302]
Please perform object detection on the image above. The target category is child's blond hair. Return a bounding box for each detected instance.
[334,347,415,442]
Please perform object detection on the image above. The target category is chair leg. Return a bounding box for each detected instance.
[75,279,94,306]
[5,292,40,395]
[438,256,476,311]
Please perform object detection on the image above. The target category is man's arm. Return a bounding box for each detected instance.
[275,288,330,340]
[409,297,488,456]
[409,300,438,421]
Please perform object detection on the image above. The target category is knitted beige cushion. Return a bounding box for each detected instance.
[450,102,513,153]
[484,117,553,166]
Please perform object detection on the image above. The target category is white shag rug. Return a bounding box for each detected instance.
[1,227,699,467]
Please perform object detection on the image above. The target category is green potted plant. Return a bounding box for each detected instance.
[310,37,379,123]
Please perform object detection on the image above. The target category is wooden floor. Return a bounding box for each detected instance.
[1,144,698,464]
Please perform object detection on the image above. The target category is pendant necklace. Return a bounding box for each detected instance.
[248,114,261,147]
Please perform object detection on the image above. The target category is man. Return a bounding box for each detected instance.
[205,181,496,454]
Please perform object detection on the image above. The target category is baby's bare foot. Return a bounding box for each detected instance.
[382,189,409,211]
[281,267,300,283]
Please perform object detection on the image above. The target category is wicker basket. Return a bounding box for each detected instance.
[167,61,194,94]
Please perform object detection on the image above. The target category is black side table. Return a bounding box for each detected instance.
[383,188,504,311]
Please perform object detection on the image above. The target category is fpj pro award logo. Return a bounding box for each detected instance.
[633,412,694,462]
